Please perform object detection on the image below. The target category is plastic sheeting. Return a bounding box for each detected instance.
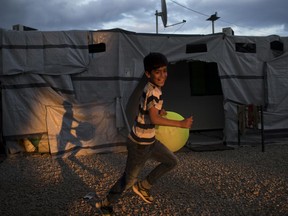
[1,30,89,75]
[1,28,288,155]
[1,74,73,136]
[46,101,126,156]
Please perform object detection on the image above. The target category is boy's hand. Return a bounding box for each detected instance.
[159,109,167,116]
[181,116,193,129]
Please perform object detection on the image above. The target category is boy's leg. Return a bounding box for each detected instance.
[133,140,178,203]
[145,140,178,185]
[96,140,151,207]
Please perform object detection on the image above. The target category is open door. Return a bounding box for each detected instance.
[163,60,225,146]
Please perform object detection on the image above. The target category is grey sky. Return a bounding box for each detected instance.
[1,0,287,36]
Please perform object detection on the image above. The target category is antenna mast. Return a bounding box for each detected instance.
[206,12,220,34]
[155,10,161,34]
[155,0,186,34]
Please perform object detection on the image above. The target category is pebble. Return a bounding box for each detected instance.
[0,144,287,215]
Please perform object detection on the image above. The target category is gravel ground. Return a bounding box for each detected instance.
[0,144,287,216]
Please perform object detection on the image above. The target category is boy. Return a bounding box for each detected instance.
[95,52,193,213]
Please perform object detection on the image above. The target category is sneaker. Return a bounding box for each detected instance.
[132,182,154,204]
[95,198,113,216]
[95,198,110,208]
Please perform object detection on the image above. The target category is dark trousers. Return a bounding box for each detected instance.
[107,139,178,203]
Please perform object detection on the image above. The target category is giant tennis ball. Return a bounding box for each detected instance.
[155,111,189,152]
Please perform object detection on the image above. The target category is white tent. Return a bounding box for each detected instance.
[1,28,288,155]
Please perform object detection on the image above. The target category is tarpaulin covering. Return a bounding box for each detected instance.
[1,28,288,155]
[46,101,126,156]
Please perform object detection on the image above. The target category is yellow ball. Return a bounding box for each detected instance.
[155,111,189,152]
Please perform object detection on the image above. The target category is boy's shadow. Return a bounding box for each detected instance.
[56,101,101,176]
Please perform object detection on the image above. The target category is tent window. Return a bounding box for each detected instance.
[189,61,223,96]
[186,44,207,53]
[89,43,106,53]
[235,43,256,53]
[270,41,283,51]
[270,40,284,57]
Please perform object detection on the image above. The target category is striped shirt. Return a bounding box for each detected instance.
[128,82,163,145]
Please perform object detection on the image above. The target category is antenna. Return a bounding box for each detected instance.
[206,12,220,34]
[155,0,186,34]
[161,0,168,27]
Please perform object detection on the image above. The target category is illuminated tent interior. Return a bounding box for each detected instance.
[1,28,288,156]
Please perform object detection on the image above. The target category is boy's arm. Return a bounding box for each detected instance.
[149,106,193,129]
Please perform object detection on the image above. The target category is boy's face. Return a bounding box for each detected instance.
[145,66,167,88]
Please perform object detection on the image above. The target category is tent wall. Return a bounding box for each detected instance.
[219,35,288,143]
[1,28,288,155]
[0,29,129,155]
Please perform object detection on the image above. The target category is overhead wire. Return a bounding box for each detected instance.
[170,22,186,34]
[170,0,210,18]
[170,0,238,26]
[169,0,271,35]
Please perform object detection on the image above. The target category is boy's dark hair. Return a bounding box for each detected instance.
[144,52,168,73]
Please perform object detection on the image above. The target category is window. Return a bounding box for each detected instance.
[186,43,207,53]
[88,43,106,53]
[235,43,256,53]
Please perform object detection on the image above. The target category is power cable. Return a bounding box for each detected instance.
[170,0,209,18]
[169,0,272,35]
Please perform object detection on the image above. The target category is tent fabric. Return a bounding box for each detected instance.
[1,30,89,75]
[266,52,288,108]
[1,28,288,155]
[1,74,73,136]
[46,101,127,156]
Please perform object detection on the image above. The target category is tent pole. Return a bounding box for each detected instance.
[260,106,264,152]
[117,97,131,133]
[261,62,267,152]
[155,10,159,34]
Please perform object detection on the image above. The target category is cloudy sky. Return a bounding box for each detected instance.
[1,0,288,36]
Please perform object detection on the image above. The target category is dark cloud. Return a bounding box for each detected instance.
[178,0,288,35]
[0,0,287,36]
[0,0,154,31]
